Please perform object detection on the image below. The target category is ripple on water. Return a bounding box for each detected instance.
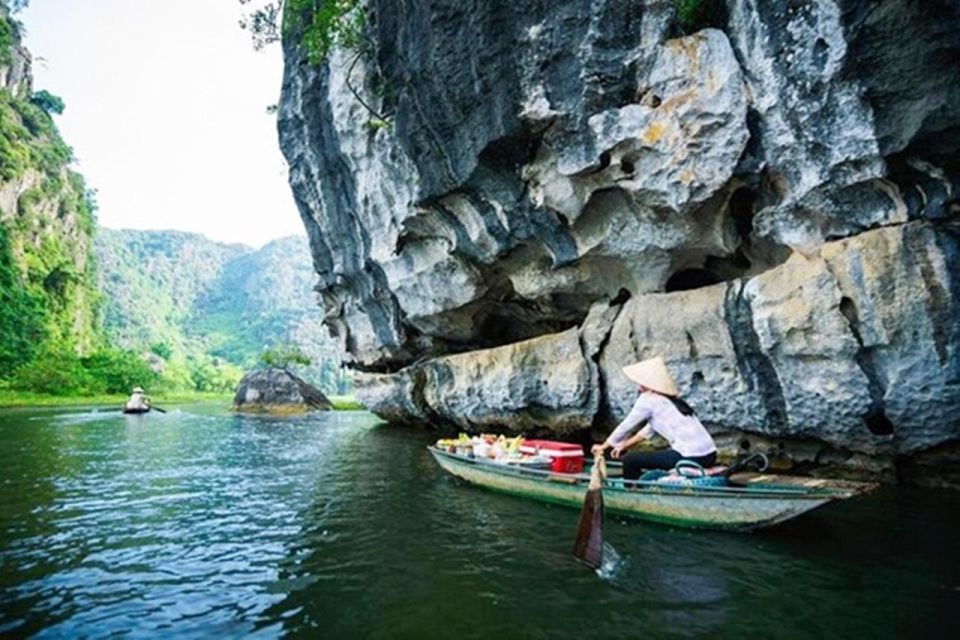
[1,407,959,638]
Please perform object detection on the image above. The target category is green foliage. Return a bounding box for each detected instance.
[0,96,31,179]
[0,388,233,408]
[240,0,364,64]
[190,358,243,393]
[261,344,311,369]
[96,231,348,395]
[10,348,93,394]
[80,347,159,394]
[0,8,107,401]
[30,90,65,115]
[0,11,15,65]
[674,0,726,33]
[0,90,73,179]
[150,342,173,359]
[365,117,392,134]
[9,346,158,396]
[0,2,27,71]
[0,225,49,372]
[327,394,362,410]
[0,85,98,387]
[291,0,364,64]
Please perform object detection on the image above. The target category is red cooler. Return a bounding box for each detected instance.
[519,440,584,474]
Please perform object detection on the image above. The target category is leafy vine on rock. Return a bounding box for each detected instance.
[240,1,388,121]
[239,0,364,64]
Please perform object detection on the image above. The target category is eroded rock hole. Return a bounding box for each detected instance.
[598,151,611,171]
[664,268,723,292]
[864,409,895,436]
[839,297,862,343]
[475,282,587,349]
[812,38,829,72]
[610,288,631,306]
[730,187,756,238]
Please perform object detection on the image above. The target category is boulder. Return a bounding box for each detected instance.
[233,368,333,414]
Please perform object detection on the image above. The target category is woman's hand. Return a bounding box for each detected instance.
[611,443,628,459]
[590,443,607,457]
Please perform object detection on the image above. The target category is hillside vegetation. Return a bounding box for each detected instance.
[96,230,346,395]
[1,1,342,401]
[0,4,155,398]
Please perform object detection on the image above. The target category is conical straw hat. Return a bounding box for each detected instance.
[622,356,678,396]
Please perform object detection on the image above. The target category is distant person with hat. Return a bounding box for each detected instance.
[591,356,717,481]
[124,386,151,413]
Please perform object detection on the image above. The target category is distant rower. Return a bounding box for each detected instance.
[124,386,151,414]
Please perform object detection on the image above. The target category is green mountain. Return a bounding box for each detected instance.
[95,229,347,394]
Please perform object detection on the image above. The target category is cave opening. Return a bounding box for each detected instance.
[664,268,724,292]
[659,184,766,293]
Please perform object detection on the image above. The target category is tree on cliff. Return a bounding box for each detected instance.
[30,90,65,115]
[239,1,388,125]
[238,0,363,64]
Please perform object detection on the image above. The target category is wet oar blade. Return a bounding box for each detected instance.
[573,487,604,569]
[573,455,606,570]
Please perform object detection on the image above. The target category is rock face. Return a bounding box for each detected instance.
[278,1,960,477]
[233,368,333,414]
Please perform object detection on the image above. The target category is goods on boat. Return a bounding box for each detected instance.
[434,434,574,470]
[519,440,584,474]
[428,446,876,531]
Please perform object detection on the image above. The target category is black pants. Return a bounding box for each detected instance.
[622,449,717,481]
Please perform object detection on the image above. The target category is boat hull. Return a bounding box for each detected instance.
[122,407,150,414]
[430,447,863,530]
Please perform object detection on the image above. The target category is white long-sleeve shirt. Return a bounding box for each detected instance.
[608,392,716,457]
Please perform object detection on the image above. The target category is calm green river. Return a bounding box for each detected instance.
[1,406,957,638]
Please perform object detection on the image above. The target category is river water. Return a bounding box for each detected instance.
[0,405,957,638]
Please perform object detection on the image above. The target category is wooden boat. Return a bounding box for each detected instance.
[122,407,150,414]
[428,446,876,531]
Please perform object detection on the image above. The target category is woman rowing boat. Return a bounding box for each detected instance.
[591,356,717,481]
[123,386,151,414]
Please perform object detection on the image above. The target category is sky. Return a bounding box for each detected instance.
[20,0,305,247]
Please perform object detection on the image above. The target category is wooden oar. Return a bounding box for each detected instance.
[573,452,607,570]
[151,406,167,414]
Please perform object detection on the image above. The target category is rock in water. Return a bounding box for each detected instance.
[277,0,960,479]
[233,369,333,414]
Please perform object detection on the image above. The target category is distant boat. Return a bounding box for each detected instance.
[428,447,876,531]
[122,407,151,415]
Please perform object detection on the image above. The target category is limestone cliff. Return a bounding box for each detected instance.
[0,4,98,372]
[278,1,960,480]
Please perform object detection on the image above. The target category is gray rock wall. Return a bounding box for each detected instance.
[279,0,960,476]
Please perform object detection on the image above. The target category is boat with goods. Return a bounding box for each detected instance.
[428,443,876,531]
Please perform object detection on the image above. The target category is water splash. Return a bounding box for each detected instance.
[48,409,121,425]
[596,541,625,580]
